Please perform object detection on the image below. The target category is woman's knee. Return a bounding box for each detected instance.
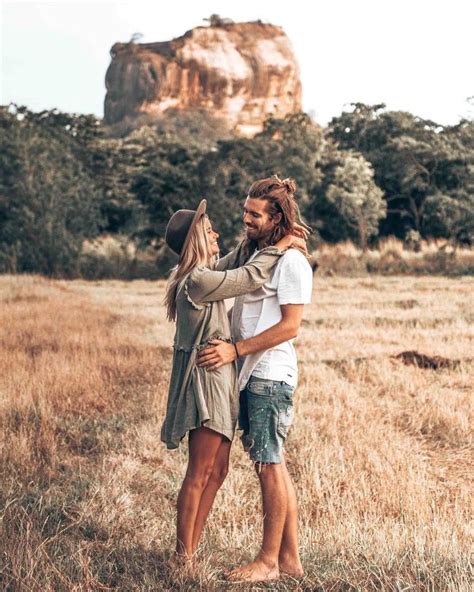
[185,463,215,490]
[209,458,229,486]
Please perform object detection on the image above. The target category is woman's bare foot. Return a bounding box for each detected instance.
[279,555,304,577]
[226,558,280,583]
[167,551,201,580]
[168,551,194,569]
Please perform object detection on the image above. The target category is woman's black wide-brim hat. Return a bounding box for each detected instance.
[165,199,207,257]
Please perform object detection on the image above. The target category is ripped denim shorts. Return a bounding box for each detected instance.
[239,375,294,464]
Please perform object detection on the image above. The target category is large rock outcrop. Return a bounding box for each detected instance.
[104,19,302,137]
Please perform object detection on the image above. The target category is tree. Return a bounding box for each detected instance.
[87,132,147,235]
[198,112,324,250]
[2,105,147,237]
[0,105,103,276]
[129,128,206,246]
[326,153,386,249]
[328,103,473,241]
[422,191,474,245]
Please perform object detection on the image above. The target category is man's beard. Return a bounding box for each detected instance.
[245,224,274,243]
[242,225,278,259]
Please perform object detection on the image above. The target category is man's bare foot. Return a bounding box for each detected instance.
[226,559,280,583]
[279,556,304,577]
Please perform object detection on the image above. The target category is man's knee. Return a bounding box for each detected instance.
[253,461,282,480]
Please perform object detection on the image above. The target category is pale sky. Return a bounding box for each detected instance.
[1,0,473,126]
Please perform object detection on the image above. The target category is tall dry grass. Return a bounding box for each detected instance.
[315,239,474,277]
[0,274,472,591]
[79,235,474,280]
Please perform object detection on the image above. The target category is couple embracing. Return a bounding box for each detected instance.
[161,176,313,583]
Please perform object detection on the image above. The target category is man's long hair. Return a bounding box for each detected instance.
[243,175,310,259]
[164,215,215,322]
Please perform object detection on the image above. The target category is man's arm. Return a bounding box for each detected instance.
[196,304,304,371]
[236,304,304,356]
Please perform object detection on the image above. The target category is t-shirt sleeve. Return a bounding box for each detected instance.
[277,250,313,305]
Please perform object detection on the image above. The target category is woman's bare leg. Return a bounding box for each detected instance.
[191,439,231,553]
[176,427,226,557]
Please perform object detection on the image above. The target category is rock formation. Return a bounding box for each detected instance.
[104,19,302,137]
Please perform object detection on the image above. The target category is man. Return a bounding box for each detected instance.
[197,176,313,583]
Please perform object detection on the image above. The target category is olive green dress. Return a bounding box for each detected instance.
[160,244,283,449]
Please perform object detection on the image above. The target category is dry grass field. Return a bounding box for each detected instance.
[0,273,472,591]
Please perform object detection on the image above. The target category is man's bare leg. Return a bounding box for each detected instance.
[227,463,287,582]
[191,439,231,553]
[176,427,225,557]
[279,457,304,576]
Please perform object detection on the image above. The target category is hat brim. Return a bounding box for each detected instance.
[180,198,207,258]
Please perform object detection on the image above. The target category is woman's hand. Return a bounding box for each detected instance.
[292,221,312,240]
[275,234,309,257]
[289,236,309,257]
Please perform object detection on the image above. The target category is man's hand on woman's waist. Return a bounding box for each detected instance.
[197,339,237,372]
[197,304,304,372]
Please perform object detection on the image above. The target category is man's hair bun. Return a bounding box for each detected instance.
[281,178,296,194]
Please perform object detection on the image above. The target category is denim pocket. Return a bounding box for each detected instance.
[274,382,294,398]
[247,380,271,396]
[277,401,294,438]
[251,402,270,425]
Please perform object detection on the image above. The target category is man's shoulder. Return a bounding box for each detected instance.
[279,249,313,273]
[277,249,313,303]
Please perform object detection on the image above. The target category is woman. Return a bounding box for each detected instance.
[161,198,304,559]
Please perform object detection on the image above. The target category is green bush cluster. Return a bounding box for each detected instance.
[1,103,472,277]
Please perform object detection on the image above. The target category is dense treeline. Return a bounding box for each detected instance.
[0,102,472,277]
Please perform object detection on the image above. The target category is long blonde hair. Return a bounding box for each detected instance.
[164,215,215,322]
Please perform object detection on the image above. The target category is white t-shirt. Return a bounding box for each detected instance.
[232,248,313,390]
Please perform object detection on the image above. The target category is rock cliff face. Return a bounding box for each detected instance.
[104,20,302,137]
